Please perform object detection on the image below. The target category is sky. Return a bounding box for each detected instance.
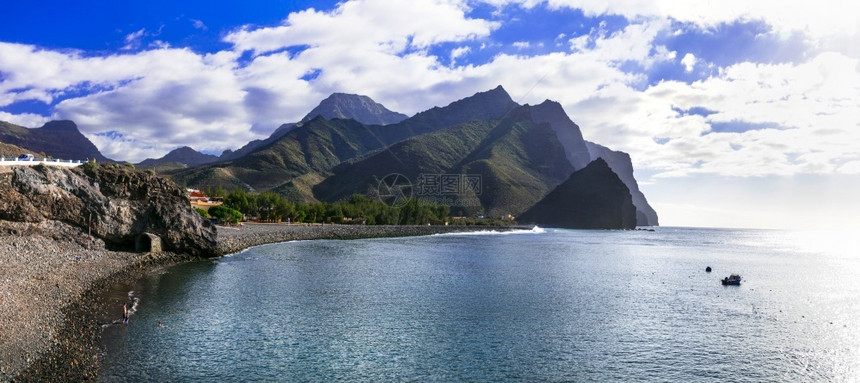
[1,0,859,230]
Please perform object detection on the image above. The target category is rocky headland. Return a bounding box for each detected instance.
[0,163,219,257]
[517,158,637,230]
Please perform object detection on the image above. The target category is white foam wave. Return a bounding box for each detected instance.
[432,226,546,237]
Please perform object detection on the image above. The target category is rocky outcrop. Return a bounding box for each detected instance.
[517,158,636,229]
[585,141,659,226]
[0,163,219,257]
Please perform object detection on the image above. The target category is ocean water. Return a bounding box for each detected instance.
[99,227,860,382]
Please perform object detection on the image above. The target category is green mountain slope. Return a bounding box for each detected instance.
[313,104,574,217]
[168,86,519,193]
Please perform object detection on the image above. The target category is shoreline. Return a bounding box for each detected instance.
[4,223,523,381]
[215,223,525,255]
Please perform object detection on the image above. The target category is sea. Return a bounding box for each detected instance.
[98,227,860,382]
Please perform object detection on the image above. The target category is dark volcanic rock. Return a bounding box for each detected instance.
[518,158,636,229]
[0,164,219,257]
[585,141,659,226]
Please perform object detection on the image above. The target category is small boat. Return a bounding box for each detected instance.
[721,274,742,285]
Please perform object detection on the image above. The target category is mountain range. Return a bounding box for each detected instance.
[0,87,659,227]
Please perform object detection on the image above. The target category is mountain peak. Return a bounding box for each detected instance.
[301,93,408,125]
[40,120,79,132]
[473,85,514,105]
[137,146,218,167]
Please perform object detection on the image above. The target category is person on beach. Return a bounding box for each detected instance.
[122,302,129,324]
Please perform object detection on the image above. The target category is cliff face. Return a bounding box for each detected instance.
[0,164,219,257]
[585,141,659,226]
[517,158,636,230]
[530,100,592,171]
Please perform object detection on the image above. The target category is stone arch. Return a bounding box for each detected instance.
[135,232,162,253]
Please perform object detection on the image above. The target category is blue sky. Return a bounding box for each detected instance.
[1,0,859,229]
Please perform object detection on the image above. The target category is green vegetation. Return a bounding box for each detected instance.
[207,205,243,224]
[211,188,452,225]
[314,106,573,217]
[195,207,208,217]
[79,160,99,175]
[167,87,516,195]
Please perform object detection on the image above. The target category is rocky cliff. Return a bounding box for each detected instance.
[530,100,592,171]
[0,163,219,257]
[585,141,659,226]
[517,158,636,230]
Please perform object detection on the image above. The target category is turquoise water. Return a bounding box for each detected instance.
[99,227,860,381]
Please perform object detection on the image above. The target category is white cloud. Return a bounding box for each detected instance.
[573,51,860,178]
[122,28,146,50]
[0,0,501,162]
[225,0,498,55]
[0,111,51,128]
[191,19,207,30]
[450,46,471,66]
[487,0,860,39]
[512,41,530,49]
[680,52,696,71]
[0,0,857,181]
[839,161,860,174]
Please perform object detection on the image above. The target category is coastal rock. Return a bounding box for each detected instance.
[517,158,637,230]
[0,163,219,257]
[585,141,659,226]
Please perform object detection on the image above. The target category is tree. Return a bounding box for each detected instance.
[208,205,243,224]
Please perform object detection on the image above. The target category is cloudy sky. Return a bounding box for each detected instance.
[1,0,859,229]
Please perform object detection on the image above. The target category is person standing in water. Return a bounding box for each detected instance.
[122,302,129,324]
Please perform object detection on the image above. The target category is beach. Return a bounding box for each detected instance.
[1,223,514,381]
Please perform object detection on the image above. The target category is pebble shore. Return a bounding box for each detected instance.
[2,223,519,381]
[216,223,518,254]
